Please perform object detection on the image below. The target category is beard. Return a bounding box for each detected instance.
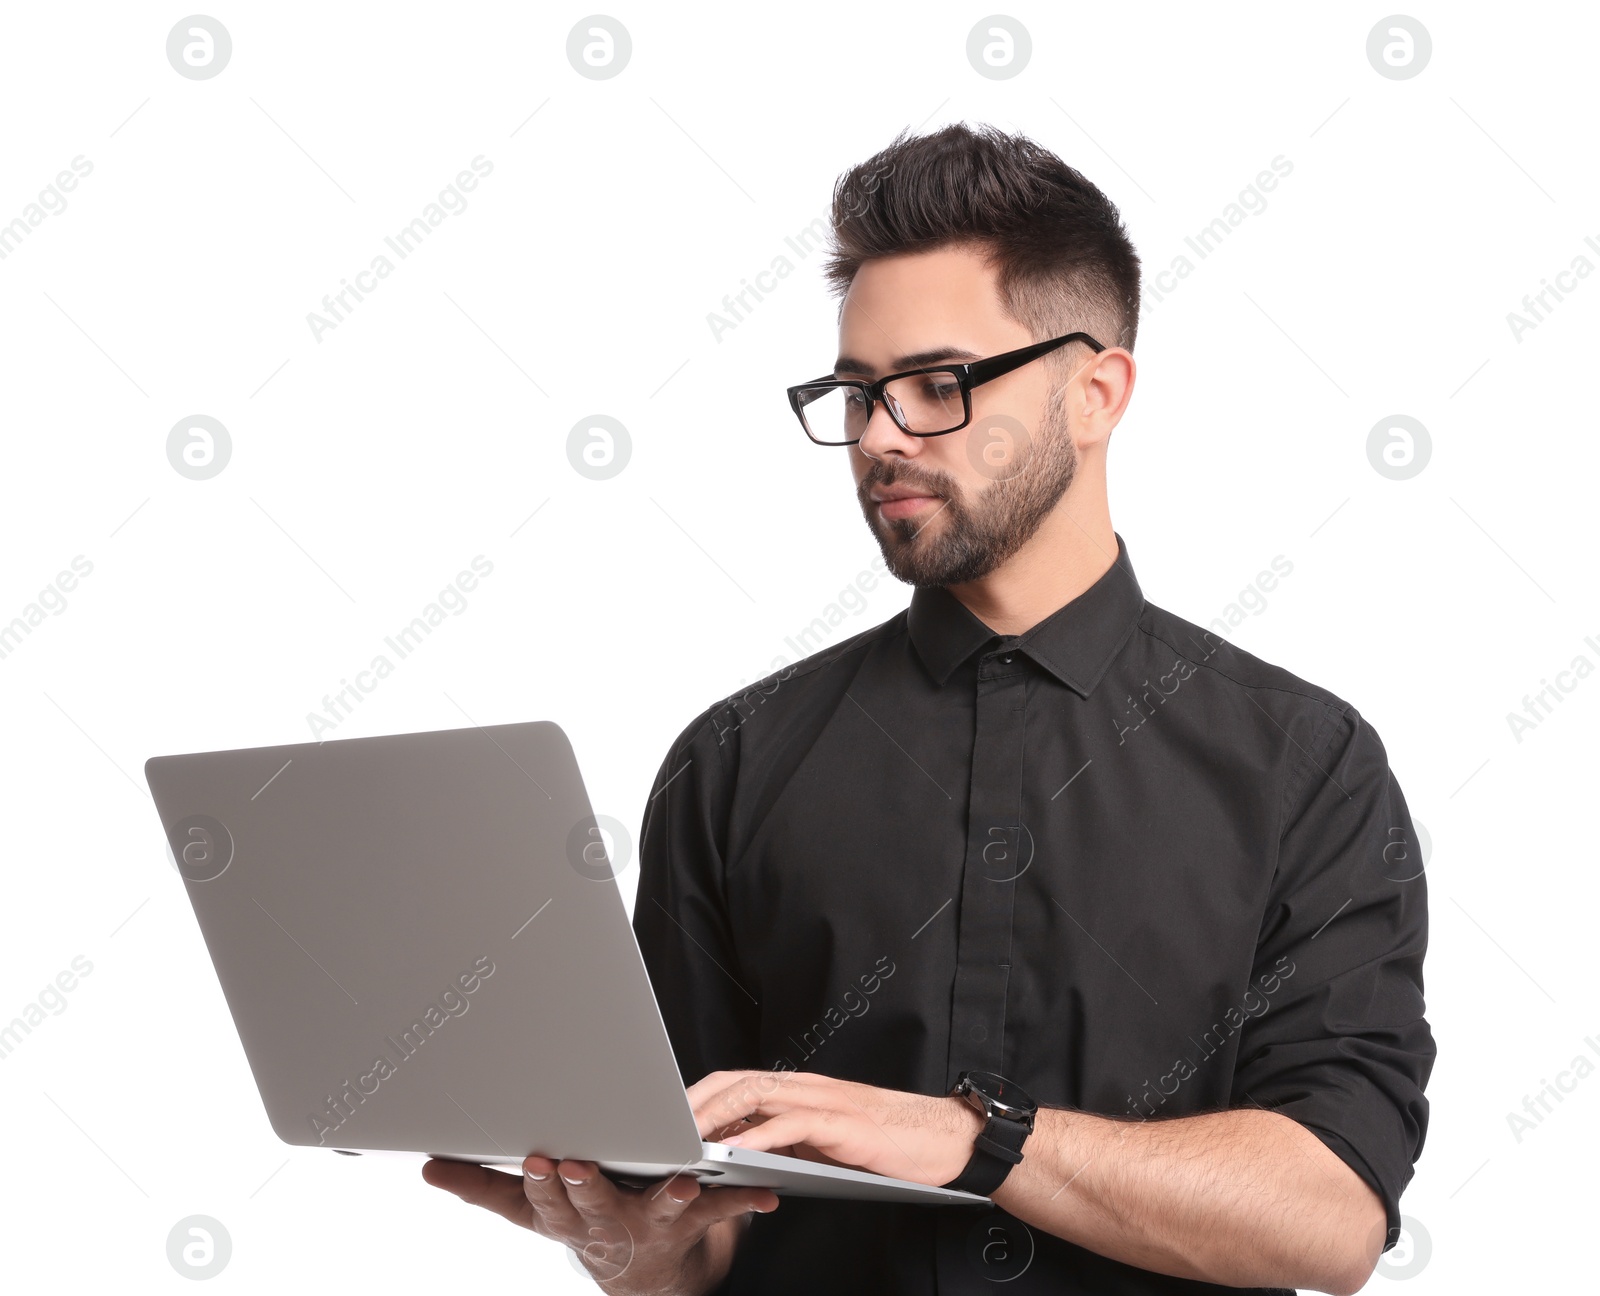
[857,392,1078,588]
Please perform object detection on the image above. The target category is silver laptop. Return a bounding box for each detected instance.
[144,720,988,1206]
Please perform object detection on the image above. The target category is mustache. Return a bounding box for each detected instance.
[859,465,955,499]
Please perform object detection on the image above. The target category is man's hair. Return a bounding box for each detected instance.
[821,122,1142,367]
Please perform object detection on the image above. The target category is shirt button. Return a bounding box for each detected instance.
[998,653,1015,665]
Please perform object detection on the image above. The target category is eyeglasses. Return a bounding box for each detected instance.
[786,331,1106,446]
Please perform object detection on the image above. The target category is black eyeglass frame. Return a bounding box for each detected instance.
[786,330,1107,446]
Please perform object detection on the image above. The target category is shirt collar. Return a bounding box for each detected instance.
[906,532,1144,696]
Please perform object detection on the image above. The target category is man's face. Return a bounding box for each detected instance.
[838,245,1085,588]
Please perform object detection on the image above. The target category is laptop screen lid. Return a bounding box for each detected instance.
[145,720,704,1167]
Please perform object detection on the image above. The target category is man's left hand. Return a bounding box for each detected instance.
[687,1070,983,1187]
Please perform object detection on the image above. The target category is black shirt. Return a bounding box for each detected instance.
[633,533,1434,1295]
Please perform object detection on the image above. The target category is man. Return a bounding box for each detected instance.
[424,123,1434,1295]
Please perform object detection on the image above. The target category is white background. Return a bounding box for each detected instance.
[1,2,1595,1290]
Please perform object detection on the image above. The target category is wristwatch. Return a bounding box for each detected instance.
[941,1069,1037,1195]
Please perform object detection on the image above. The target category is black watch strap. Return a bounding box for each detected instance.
[941,1109,1029,1195]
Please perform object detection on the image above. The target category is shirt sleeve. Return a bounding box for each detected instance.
[1230,703,1435,1253]
[631,710,762,1089]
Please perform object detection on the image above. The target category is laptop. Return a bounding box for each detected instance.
[145,720,989,1206]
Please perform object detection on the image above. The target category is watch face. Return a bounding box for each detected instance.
[962,1070,1037,1120]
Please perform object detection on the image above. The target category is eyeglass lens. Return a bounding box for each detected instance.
[797,370,965,442]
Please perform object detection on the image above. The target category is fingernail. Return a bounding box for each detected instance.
[561,1174,585,1186]
[722,1134,744,1146]
[526,1170,548,1181]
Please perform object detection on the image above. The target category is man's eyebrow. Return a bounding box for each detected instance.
[833,345,983,377]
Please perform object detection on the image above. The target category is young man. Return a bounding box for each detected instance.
[425,123,1434,1296]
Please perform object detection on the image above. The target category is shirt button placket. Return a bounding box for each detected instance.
[944,650,1027,1086]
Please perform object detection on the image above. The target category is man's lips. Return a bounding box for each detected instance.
[877,494,941,521]
[869,485,944,522]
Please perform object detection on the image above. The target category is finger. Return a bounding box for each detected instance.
[680,1182,781,1227]
[636,1172,705,1228]
[730,1110,919,1180]
[721,1111,829,1156]
[704,1112,763,1143]
[519,1156,586,1233]
[555,1159,629,1222]
[422,1158,535,1230]
[686,1075,760,1135]
[694,1096,749,1140]
[691,1075,797,1139]
[685,1070,758,1108]
[685,1068,827,1105]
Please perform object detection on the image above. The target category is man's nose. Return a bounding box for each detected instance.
[856,396,922,460]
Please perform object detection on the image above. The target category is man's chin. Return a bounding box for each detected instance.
[863,508,961,585]
[877,540,947,588]
[879,532,1015,589]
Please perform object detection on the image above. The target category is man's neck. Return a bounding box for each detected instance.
[943,504,1118,637]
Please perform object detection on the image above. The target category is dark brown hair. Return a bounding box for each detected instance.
[821,123,1142,364]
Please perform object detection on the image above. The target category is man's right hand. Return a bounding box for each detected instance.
[422,1154,779,1294]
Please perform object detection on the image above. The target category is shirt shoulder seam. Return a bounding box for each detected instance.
[1134,621,1346,711]
[1277,701,1350,843]
[678,613,909,755]
[1132,620,1355,844]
